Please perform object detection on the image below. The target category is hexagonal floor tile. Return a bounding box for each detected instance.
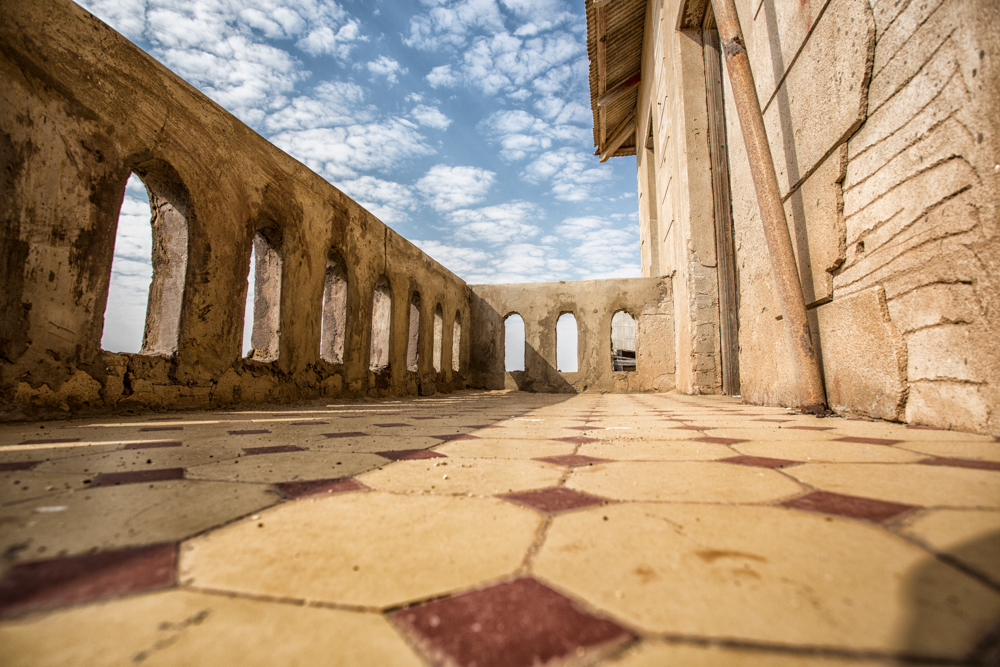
[179,492,543,608]
[357,457,563,496]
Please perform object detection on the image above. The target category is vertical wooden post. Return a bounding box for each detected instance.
[710,0,827,412]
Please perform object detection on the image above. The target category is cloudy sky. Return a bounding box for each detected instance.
[83,0,641,353]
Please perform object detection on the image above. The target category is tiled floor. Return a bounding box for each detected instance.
[1,391,998,666]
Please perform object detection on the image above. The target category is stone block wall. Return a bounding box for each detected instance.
[641,0,999,434]
[469,278,676,393]
[0,0,472,418]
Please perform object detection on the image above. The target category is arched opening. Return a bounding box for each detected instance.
[556,312,578,372]
[407,292,421,372]
[243,227,282,361]
[504,313,525,372]
[611,310,637,371]
[370,276,392,371]
[452,312,462,372]
[102,165,189,355]
[320,250,348,364]
[433,304,444,372]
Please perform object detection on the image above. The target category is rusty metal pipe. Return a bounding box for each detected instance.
[710,0,827,413]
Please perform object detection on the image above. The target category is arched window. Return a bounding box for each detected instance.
[370,276,392,371]
[243,227,282,361]
[452,312,462,372]
[433,304,444,372]
[320,250,348,364]
[102,166,188,355]
[407,292,421,372]
[504,313,525,372]
[611,310,637,371]
[556,312,578,372]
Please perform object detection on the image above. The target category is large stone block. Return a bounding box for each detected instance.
[816,287,906,420]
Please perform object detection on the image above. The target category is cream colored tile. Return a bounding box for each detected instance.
[576,439,734,461]
[0,470,90,506]
[356,457,563,496]
[186,451,386,483]
[565,461,803,503]
[533,503,1000,658]
[787,463,1000,508]
[897,509,1000,583]
[35,446,236,474]
[180,492,541,608]
[896,440,1000,461]
[605,641,908,666]
[826,422,993,441]
[0,480,279,562]
[702,428,840,441]
[0,590,424,667]
[733,440,924,463]
[433,438,577,459]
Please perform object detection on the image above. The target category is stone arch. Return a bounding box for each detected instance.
[504,312,525,372]
[370,275,392,371]
[611,309,638,371]
[452,310,462,372]
[432,304,444,373]
[244,224,283,362]
[556,312,578,372]
[407,291,421,372]
[320,248,348,364]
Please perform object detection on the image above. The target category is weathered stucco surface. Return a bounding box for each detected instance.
[0,0,471,418]
[470,279,675,394]
[634,0,999,434]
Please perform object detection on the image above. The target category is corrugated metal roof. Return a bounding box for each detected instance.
[586,0,647,158]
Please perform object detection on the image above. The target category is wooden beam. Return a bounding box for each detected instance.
[590,0,613,7]
[600,110,636,162]
[598,71,641,107]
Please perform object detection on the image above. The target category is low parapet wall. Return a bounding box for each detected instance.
[470,278,675,393]
[0,0,471,418]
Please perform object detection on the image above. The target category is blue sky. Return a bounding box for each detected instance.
[81,0,641,353]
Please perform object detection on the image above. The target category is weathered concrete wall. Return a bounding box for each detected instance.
[469,278,675,393]
[636,0,725,396]
[0,0,471,419]
[643,0,1000,434]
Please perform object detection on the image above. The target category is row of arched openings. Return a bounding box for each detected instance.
[503,310,637,372]
[102,173,462,374]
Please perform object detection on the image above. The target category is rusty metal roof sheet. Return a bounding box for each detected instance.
[586,0,647,159]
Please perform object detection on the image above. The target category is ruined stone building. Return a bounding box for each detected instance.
[1,0,998,437]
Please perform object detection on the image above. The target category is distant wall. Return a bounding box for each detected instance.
[469,278,675,393]
[0,0,471,418]
[639,0,999,434]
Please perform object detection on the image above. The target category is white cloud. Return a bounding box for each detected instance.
[411,105,452,130]
[461,30,582,96]
[271,120,435,180]
[411,240,493,277]
[426,64,459,88]
[335,176,416,226]
[103,174,153,353]
[262,82,371,132]
[479,109,587,161]
[555,216,641,278]
[367,56,406,84]
[416,164,495,212]
[405,0,505,50]
[522,148,605,201]
[447,201,541,244]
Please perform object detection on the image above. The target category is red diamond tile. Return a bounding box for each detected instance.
[694,436,748,445]
[753,419,793,423]
[90,468,185,487]
[124,441,182,450]
[785,426,834,431]
[535,455,606,467]
[228,429,271,436]
[18,438,80,445]
[374,423,411,428]
[275,477,367,499]
[501,488,607,514]
[290,421,328,426]
[139,426,183,432]
[720,455,801,469]
[566,426,596,431]
[919,457,1000,471]
[0,461,41,471]
[243,445,304,455]
[321,431,370,438]
[465,424,504,429]
[781,491,918,523]
[551,436,599,444]
[671,426,705,431]
[379,449,446,461]
[392,577,632,667]
[412,416,441,420]
[0,543,176,618]
[431,434,480,442]
[834,436,901,446]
